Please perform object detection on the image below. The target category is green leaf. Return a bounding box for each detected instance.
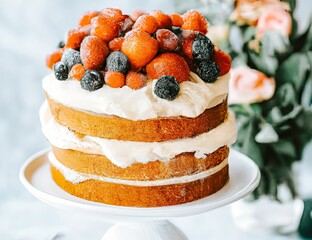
[271,140,297,159]
[262,31,291,56]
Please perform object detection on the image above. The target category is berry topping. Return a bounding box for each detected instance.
[130,10,146,22]
[196,60,220,83]
[182,10,208,34]
[182,35,194,59]
[80,36,109,70]
[65,29,86,50]
[78,11,99,27]
[121,30,159,69]
[69,64,85,81]
[106,51,130,74]
[146,53,190,83]
[154,76,180,101]
[156,29,180,51]
[119,18,134,37]
[57,41,65,48]
[211,48,231,76]
[192,33,214,60]
[126,71,147,90]
[46,48,63,69]
[150,10,172,29]
[91,16,120,42]
[109,37,124,51]
[81,70,104,91]
[53,62,68,81]
[101,8,126,23]
[61,48,82,70]
[170,13,183,27]
[171,26,183,36]
[104,71,125,88]
[133,15,158,34]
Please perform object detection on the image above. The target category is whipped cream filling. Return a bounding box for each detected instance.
[42,72,229,121]
[40,102,237,168]
[49,152,228,186]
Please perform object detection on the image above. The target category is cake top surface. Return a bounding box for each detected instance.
[45,8,231,102]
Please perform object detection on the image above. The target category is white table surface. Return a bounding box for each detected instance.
[0,0,311,239]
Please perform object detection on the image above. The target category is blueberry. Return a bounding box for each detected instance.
[196,60,220,83]
[57,41,65,48]
[192,33,214,60]
[80,70,104,91]
[53,62,68,81]
[61,48,82,70]
[154,76,180,101]
[106,51,130,74]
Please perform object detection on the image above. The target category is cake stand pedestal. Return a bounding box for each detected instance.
[20,149,260,240]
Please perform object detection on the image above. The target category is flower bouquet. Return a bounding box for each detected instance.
[227,0,312,200]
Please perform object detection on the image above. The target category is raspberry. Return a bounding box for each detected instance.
[69,64,85,81]
[61,48,82,70]
[211,48,231,76]
[130,10,146,22]
[170,13,183,27]
[108,37,124,51]
[146,53,190,83]
[156,29,180,51]
[81,70,104,91]
[106,51,130,74]
[91,16,120,42]
[121,30,159,69]
[105,71,125,88]
[196,60,220,83]
[53,62,68,81]
[150,10,172,29]
[126,71,147,90]
[154,76,180,101]
[78,11,99,27]
[80,36,109,70]
[100,8,126,23]
[78,25,92,35]
[65,29,86,50]
[182,10,208,34]
[46,48,63,69]
[192,33,214,60]
[133,15,158,34]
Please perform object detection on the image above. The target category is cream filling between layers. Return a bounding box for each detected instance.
[42,72,230,121]
[49,152,228,186]
[40,102,237,168]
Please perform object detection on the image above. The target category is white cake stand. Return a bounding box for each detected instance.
[20,148,260,240]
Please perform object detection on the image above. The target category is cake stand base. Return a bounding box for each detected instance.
[20,148,260,240]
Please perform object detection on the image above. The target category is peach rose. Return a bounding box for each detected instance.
[228,66,275,104]
[256,7,292,39]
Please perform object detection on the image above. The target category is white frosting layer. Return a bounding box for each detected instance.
[49,152,228,186]
[40,102,237,168]
[42,72,229,121]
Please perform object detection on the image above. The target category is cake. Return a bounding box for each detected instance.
[41,8,237,207]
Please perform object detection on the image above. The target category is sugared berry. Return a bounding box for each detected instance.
[146,53,190,83]
[156,29,180,51]
[46,48,63,69]
[196,60,220,83]
[182,36,194,59]
[133,15,158,34]
[78,11,99,27]
[154,76,180,101]
[170,13,183,27]
[130,10,146,22]
[150,10,172,29]
[91,16,120,42]
[101,8,126,23]
[80,36,109,70]
[69,64,85,81]
[182,10,208,34]
[121,30,159,69]
[104,71,125,88]
[81,70,104,91]
[119,17,134,36]
[211,48,231,76]
[65,29,86,50]
[106,51,130,74]
[192,33,214,60]
[61,48,82,70]
[53,62,68,81]
[126,71,147,89]
[109,37,124,51]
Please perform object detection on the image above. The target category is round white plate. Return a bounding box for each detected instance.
[20,148,260,222]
